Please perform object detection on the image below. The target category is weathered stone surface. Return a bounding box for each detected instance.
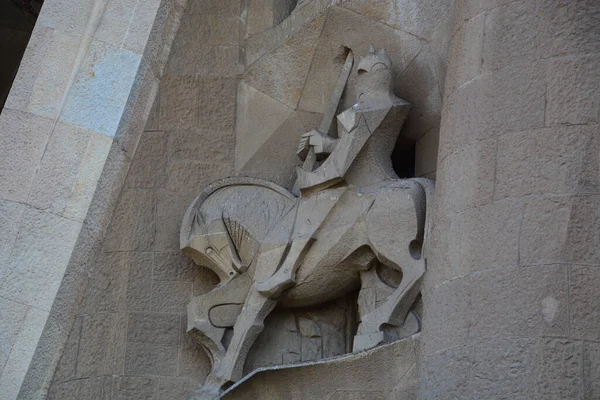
[112,377,157,400]
[343,0,451,41]
[584,342,600,399]
[169,129,235,164]
[124,342,178,376]
[159,75,198,130]
[0,298,28,373]
[443,12,484,97]
[243,13,324,108]
[496,124,600,199]
[0,200,24,267]
[178,318,212,382]
[235,82,294,170]
[0,208,81,310]
[104,189,155,251]
[127,313,180,346]
[469,265,569,340]
[156,377,198,400]
[151,281,192,313]
[153,252,196,281]
[76,313,119,378]
[569,266,600,342]
[27,121,91,213]
[0,109,54,202]
[535,338,583,399]
[481,1,538,72]
[546,55,600,126]
[470,337,537,399]
[420,345,470,399]
[198,77,238,131]
[125,131,168,189]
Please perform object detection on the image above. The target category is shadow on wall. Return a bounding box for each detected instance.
[0,0,43,110]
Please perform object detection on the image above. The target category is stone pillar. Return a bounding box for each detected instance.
[420,0,600,398]
[0,0,183,398]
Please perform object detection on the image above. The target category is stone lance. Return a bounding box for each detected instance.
[297,50,354,173]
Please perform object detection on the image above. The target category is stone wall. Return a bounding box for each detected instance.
[45,0,453,398]
[420,0,600,397]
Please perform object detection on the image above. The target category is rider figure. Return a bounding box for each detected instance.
[257,46,410,298]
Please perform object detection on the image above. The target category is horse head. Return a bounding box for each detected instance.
[180,177,298,282]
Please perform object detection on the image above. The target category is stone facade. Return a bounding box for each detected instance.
[0,0,597,399]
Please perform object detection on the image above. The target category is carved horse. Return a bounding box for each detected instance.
[180,176,433,398]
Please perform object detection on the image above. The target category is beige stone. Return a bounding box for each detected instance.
[124,342,178,376]
[0,109,54,202]
[235,82,294,170]
[159,75,198,130]
[569,266,600,342]
[197,77,237,131]
[112,377,157,400]
[103,189,155,251]
[127,313,180,345]
[124,131,168,189]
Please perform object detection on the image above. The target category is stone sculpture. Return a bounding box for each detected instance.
[180,46,434,399]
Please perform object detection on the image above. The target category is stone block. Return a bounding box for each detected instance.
[246,0,275,36]
[242,13,324,108]
[0,207,81,311]
[144,93,159,131]
[481,1,539,72]
[444,12,484,97]
[153,252,196,281]
[470,337,537,399]
[236,82,293,170]
[536,0,600,59]
[24,29,81,119]
[61,40,142,138]
[453,200,520,276]
[188,0,241,16]
[63,131,112,222]
[584,341,600,399]
[178,318,211,381]
[154,190,199,252]
[124,342,178,376]
[0,200,24,267]
[95,0,140,47]
[127,313,179,346]
[27,121,92,214]
[112,377,157,400]
[569,266,600,342]
[420,277,470,356]
[103,189,155,251]
[496,125,600,199]
[159,75,198,130]
[520,196,600,266]
[342,0,452,41]
[421,345,470,399]
[434,136,496,217]
[151,281,192,313]
[76,313,118,378]
[51,316,82,384]
[0,307,48,400]
[239,112,307,189]
[453,0,514,27]
[36,0,95,34]
[179,14,240,47]
[546,54,600,126]
[0,109,54,202]
[165,162,233,194]
[197,77,238,132]
[156,377,198,400]
[169,129,235,164]
[439,59,546,161]
[415,124,439,177]
[534,338,583,399]
[469,265,569,340]
[396,45,443,140]
[0,298,28,372]
[124,131,168,189]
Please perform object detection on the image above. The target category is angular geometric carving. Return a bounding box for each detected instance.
[180,47,434,399]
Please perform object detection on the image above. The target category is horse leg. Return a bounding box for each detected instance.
[194,287,277,399]
[187,275,253,372]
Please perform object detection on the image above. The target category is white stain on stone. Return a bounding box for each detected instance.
[542,296,558,323]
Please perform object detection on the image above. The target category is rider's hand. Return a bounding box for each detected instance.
[297,129,336,161]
